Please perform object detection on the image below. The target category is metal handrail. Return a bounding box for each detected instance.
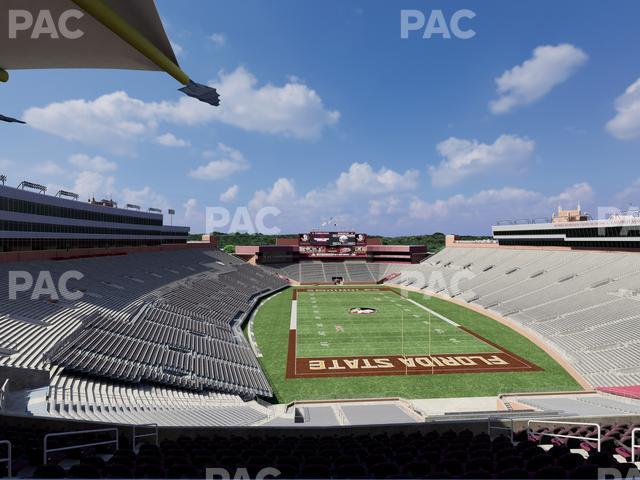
[43,428,118,464]
[0,440,11,478]
[488,417,515,442]
[132,424,158,450]
[0,379,9,412]
[527,420,600,452]
[631,428,640,463]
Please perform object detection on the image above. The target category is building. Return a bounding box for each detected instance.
[492,206,640,250]
[235,231,428,264]
[0,182,189,253]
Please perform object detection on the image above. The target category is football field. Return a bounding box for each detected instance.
[287,287,539,379]
[250,286,583,402]
[296,288,496,358]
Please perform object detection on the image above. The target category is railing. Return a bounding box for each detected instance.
[488,417,515,442]
[43,428,118,464]
[0,440,11,478]
[527,420,600,452]
[0,378,9,413]
[631,428,640,463]
[132,424,158,450]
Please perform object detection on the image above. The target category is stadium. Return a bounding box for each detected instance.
[1,181,640,478]
[2,1,640,479]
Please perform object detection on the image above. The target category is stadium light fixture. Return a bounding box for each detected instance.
[18,180,46,194]
[126,204,141,210]
[55,190,79,200]
[0,174,6,185]
[148,207,162,213]
[168,208,175,225]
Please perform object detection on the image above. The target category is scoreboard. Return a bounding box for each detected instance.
[298,232,367,257]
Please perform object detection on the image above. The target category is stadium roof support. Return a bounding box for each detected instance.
[0,0,220,106]
[0,114,25,124]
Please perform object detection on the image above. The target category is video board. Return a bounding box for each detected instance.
[298,232,367,257]
[299,232,367,247]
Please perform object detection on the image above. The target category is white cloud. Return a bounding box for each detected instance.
[429,134,535,187]
[247,162,421,233]
[249,178,297,212]
[71,170,116,201]
[220,185,239,203]
[616,178,640,204]
[121,186,169,211]
[189,143,249,180]
[23,66,339,151]
[209,67,340,139]
[68,154,117,173]
[334,163,419,195]
[33,160,64,176]
[208,33,226,47]
[490,44,588,114]
[606,78,640,140]
[408,183,593,225]
[183,198,198,217]
[369,196,401,217]
[548,182,594,207]
[155,132,190,147]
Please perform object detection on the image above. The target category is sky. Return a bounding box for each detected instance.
[1,0,640,236]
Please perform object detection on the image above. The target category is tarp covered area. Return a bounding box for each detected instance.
[0,0,177,71]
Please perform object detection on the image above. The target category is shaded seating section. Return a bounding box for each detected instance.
[0,423,637,479]
[44,263,287,399]
[386,247,640,387]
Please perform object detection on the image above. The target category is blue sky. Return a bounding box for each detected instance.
[2,0,640,235]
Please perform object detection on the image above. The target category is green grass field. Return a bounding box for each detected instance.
[297,289,496,357]
[250,286,583,403]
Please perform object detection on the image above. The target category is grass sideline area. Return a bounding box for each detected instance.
[249,286,582,403]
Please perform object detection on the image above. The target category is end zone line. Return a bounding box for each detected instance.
[402,297,460,327]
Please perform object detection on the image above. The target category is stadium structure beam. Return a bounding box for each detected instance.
[69,0,220,106]
[69,0,189,85]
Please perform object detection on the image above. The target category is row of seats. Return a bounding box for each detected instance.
[45,264,287,398]
[264,261,392,284]
[0,424,635,478]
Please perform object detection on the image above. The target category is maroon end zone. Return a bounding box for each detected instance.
[286,331,541,378]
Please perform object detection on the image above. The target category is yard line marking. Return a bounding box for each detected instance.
[403,297,460,327]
